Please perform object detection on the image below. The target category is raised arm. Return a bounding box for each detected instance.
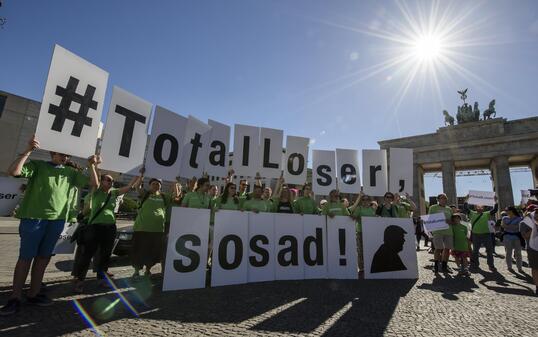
[255,172,263,187]
[118,175,143,195]
[405,193,417,212]
[349,191,364,213]
[8,135,39,176]
[272,172,284,198]
[87,155,100,189]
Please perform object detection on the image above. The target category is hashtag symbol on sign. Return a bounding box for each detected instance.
[48,76,97,137]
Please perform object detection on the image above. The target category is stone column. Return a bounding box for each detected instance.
[413,163,426,215]
[490,155,514,209]
[531,156,538,189]
[441,160,457,206]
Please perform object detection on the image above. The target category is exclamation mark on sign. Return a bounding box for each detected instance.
[339,228,346,266]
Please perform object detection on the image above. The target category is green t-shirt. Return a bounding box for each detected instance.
[213,196,240,211]
[352,206,376,232]
[396,202,411,218]
[181,191,210,209]
[16,160,89,220]
[293,197,318,214]
[243,198,272,213]
[452,223,470,251]
[469,210,490,234]
[428,204,453,236]
[66,186,80,223]
[322,202,350,216]
[134,192,171,232]
[89,188,119,225]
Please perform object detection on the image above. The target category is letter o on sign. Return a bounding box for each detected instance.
[154,133,179,166]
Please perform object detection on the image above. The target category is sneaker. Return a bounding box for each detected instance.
[27,293,53,307]
[0,298,21,316]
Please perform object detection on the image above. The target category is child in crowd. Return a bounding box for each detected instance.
[451,214,471,276]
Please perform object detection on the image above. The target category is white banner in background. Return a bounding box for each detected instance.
[205,119,231,178]
[467,190,495,207]
[211,210,249,287]
[420,212,449,233]
[282,136,309,185]
[312,150,336,196]
[389,148,413,196]
[35,44,109,158]
[0,177,24,217]
[336,149,361,194]
[179,116,212,179]
[163,208,210,291]
[233,124,260,177]
[362,149,388,197]
[145,106,188,182]
[99,86,152,174]
[259,127,283,179]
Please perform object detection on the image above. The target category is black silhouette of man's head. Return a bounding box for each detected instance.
[383,225,407,252]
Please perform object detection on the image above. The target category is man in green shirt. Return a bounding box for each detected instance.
[322,190,350,217]
[428,193,454,273]
[464,197,498,271]
[181,177,211,209]
[1,136,98,316]
[293,183,318,215]
[242,185,272,213]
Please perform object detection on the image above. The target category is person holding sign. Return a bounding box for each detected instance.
[321,189,350,218]
[501,206,524,272]
[242,185,272,213]
[463,196,498,271]
[428,193,454,274]
[213,183,240,211]
[132,176,180,278]
[72,161,143,292]
[181,177,211,209]
[1,136,98,316]
[376,192,399,218]
[293,183,319,215]
[271,175,294,213]
[349,192,376,273]
[520,211,538,295]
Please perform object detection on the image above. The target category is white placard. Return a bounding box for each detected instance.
[145,106,188,182]
[211,210,249,287]
[205,119,231,178]
[312,150,336,196]
[162,208,210,291]
[53,222,77,255]
[420,212,449,232]
[389,148,413,196]
[233,124,260,177]
[99,86,152,174]
[35,44,109,158]
[274,214,304,280]
[467,190,495,207]
[303,214,327,279]
[362,149,388,197]
[282,136,309,185]
[521,190,531,205]
[0,177,24,216]
[327,216,358,279]
[179,116,212,179]
[259,127,283,179]
[248,212,276,283]
[336,149,361,194]
[363,217,418,279]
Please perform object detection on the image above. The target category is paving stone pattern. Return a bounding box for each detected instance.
[1,229,537,337]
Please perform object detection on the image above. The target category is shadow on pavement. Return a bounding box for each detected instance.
[0,277,416,336]
[416,274,479,300]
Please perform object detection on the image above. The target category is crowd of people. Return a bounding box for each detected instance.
[1,135,538,316]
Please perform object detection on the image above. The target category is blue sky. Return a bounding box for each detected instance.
[1,0,536,201]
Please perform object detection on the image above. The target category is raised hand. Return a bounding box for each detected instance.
[26,134,40,152]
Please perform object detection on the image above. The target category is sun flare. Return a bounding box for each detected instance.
[413,34,443,61]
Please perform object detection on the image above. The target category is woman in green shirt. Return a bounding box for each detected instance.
[72,164,142,292]
[214,183,240,211]
[293,183,318,215]
[132,177,180,278]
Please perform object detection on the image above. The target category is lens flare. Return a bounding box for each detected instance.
[72,299,104,337]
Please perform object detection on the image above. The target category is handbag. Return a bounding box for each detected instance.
[71,192,112,244]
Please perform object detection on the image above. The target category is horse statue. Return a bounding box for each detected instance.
[483,99,496,120]
[443,110,455,126]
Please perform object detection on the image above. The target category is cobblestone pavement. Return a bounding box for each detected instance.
[1,219,537,337]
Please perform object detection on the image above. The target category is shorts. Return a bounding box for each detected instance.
[528,247,538,269]
[19,219,65,260]
[451,250,471,258]
[432,234,454,250]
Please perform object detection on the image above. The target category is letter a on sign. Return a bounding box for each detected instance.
[35,44,109,158]
[100,86,152,174]
[145,106,188,182]
[204,119,231,178]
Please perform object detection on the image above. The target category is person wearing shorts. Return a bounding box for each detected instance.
[428,193,454,273]
[520,210,538,296]
[0,135,98,316]
[451,214,471,276]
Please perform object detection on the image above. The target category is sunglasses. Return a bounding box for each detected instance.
[102,178,113,183]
